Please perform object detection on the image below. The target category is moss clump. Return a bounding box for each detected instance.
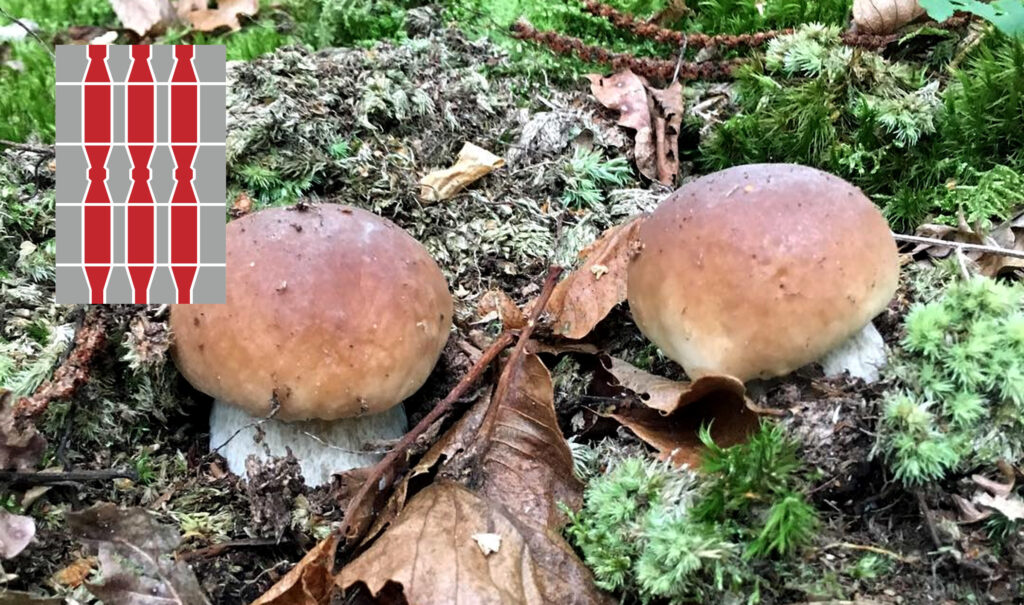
[565,422,819,603]
[876,278,1024,485]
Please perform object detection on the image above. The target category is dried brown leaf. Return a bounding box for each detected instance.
[974,492,1024,521]
[109,0,178,36]
[599,355,745,415]
[914,212,1024,277]
[0,391,45,471]
[174,0,206,19]
[540,216,645,339]
[477,290,526,330]
[595,357,757,467]
[586,70,682,185]
[52,557,98,588]
[251,532,339,605]
[186,0,259,32]
[0,509,35,559]
[972,473,1015,498]
[337,354,611,604]
[418,142,505,203]
[852,0,925,34]
[67,503,210,605]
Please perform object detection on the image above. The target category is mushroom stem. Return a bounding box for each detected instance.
[209,400,408,487]
[819,321,887,383]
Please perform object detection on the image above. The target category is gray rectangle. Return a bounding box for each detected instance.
[55,85,81,143]
[199,206,226,263]
[155,84,168,143]
[113,206,125,264]
[199,86,226,143]
[157,205,169,264]
[56,206,82,263]
[112,84,125,143]
[55,45,85,83]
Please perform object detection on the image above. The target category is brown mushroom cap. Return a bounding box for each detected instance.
[627,163,899,382]
[170,204,453,421]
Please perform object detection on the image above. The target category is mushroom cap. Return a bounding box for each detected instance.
[170,204,453,421]
[626,163,899,382]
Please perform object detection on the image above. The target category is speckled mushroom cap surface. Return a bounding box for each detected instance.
[170,204,453,422]
[627,163,899,382]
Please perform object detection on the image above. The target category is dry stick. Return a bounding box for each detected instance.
[0,468,137,485]
[337,266,564,543]
[0,6,54,60]
[0,140,54,155]
[822,541,919,564]
[337,330,514,540]
[892,233,1024,261]
[179,538,280,562]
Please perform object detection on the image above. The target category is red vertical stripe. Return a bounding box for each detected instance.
[82,46,111,304]
[126,46,156,303]
[170,46,199,302]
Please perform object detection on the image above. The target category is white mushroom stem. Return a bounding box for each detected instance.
[209,400,409,487]
[819,322,888,383]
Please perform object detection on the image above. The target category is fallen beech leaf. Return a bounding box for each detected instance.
[914,210,1024,278]
[0,390,46,471]
[418,142,505,203]
[0,510,35,559]
[52,557,98,588]
[600,355,746,415]
[586,71,683,185]
[109,0,178,36]
[252,532,339,605]
[974,492,1024,521]
[852,0,926,34]
[186,0,259,32]
[539,216,645,339]
[477,290,526,330]
[67,503,210,605]
[337,355,611,604]
[175,0,206,19]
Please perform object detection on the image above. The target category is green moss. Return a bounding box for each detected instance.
[564,422,819,603]
[1,0,115,30]
[0,41,55,143]
[876,278,1024,485]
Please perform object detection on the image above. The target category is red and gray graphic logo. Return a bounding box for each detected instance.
[55,45,225,304]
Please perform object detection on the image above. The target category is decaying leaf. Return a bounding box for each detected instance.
[586,70,683,185]
[595,357,758,468]
[418,142,505,203]
[599,355,745,416]
[175,0,207,19]
[0,509,35,559]
[337,354,612,604]
[67,503,211,605]
[477,290,526,330]
[0,390,46,471]
[252,532,339,605]
[913,210,1024,277]
[539,216,645,339]
[974,492,1024,521]
[109,0,178,36]
[186,0,259,32]
[52,557,98,589]
[852,0,926,34]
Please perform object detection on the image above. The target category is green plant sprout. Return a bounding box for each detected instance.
[876,278,1024,485]
[561,147,632,208]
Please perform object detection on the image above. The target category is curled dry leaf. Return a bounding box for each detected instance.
[596,356,758,468]
[67,503,210,605]
[251,532,339,605]
[539,216,645,339]
[418,142,505,203]
[186,0,259,32]
[974,492,1024,521]
[852,0,926,34]
[0,509,35,559]
[337,354,612,604]
[599,355,745,415]
[109,0,177,36]
[586,70,683,185]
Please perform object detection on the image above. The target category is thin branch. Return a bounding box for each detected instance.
[0,7,54,59]
[0,468,137,486]
[0,140,55,155]
[822,541,920,564]
[893,233,1024,261]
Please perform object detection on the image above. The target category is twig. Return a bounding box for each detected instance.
[337,331,515,541]
[0,7,54,59]
[337,266,563,544]
[0,468,137,486]
[822,541,920,564]
[893,233,1024,261]
[0,140,55,155]
[915,491,943,549]
[179,538,281,562]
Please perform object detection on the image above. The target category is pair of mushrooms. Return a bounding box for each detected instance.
[170,164,898,486]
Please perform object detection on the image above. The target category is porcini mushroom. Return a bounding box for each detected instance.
[627,163,899,382]
[170,204,453,486]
